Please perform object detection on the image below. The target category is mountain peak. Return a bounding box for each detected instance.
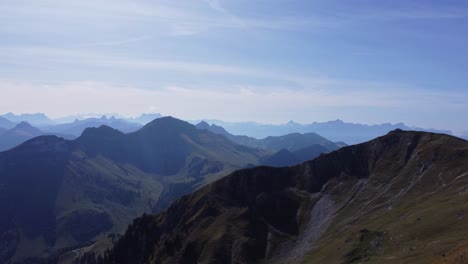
[143,116,195,132]
[196,121,210,129]
[195,121,230,136]
[287,120,300,126]
[79,125,124,139]
[15,121,34,129]
[11,121,42,134]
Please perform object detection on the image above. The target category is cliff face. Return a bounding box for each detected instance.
[102,130,468,264]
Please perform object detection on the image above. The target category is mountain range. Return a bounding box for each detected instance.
[41,116,142,137]
[94,130,468,264]
[201,119,454,144]
[0,116,16,129]
[0,122,75,152]
[196,121,344,168]
[0,122,44,151]
[0,117,143,152]
[0,112,459,145]
[126,113,163,125]
[0,113,55,126]
[196,121,343,152]
[0,117,270,263]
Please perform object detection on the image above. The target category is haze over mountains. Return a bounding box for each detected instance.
[201,119,454,144]
[0,122,44,151]
[41,116,141,137]
[0,112,459,153]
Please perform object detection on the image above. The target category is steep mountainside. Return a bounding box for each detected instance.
[100,130,468,264]
[0,117,265,263]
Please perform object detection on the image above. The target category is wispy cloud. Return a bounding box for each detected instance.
[72,35,152,47]
[1,0,465,38]
[0,0,340,37]
[0,46,401,90]
[370,8,468,20]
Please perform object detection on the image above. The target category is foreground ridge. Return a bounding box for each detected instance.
[92,130,468,264]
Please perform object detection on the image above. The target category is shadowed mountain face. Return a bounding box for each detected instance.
[0,117,265,263]
[101,130,468,264]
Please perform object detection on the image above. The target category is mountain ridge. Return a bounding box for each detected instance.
[196,121,342,152]
[97,129,468,264]
[201,119,454,144]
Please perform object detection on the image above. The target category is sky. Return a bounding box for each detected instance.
[0,0,467,134]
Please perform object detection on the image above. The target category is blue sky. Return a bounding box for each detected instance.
[0,0,467,134]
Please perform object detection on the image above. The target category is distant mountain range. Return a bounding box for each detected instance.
[196,121,342,167]
[0,112,55,126]
[41,116,142,137]
[53,113,163,125]
[0,112,458,145]
[200,119,454,144]
[125,113,163,124]
[0,122,75,152]
[0,116,16,129]
[0,122,43,151]
[196,121,343,151]
[0,117,268,263]
[0,115,340,162]
[259,145,330,167]
[95,130,468,264]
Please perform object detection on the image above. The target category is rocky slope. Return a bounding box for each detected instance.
[98,130,468,264]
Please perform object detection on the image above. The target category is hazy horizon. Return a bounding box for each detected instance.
[0,111,460,136]
[1,0,467,134]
